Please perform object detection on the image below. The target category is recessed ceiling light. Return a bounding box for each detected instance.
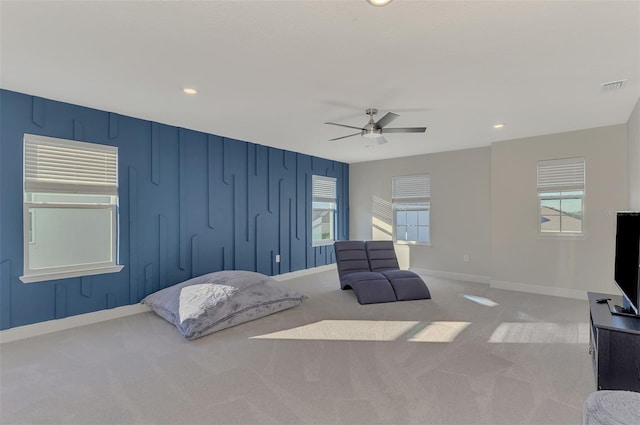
[183,88,198,95]
[366,0,392,6]
[493,123,505,129]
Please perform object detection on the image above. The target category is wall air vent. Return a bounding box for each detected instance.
[601,80,627,92]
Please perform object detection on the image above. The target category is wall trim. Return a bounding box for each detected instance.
[411,268,490,284]
[489,280,588,300]
[0,264,336,344]
[0,304,151,344]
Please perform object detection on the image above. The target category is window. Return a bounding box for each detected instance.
[312,175,337,246]
[537,157,585,235]
[20,134,123,283]
[392,174,430,244]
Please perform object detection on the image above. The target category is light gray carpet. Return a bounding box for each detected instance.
[0,270,594,425]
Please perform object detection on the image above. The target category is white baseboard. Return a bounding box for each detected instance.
[411,268,490,284]
[0,264,336,344]
[411,268,587,300]
[0,304,151,344]
[490,280,588,300]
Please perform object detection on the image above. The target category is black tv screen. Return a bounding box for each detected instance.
[614,212,640,315]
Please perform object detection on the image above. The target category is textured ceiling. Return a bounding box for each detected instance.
[1,0,639,163]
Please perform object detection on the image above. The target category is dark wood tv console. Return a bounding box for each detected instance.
[588,292,640,391]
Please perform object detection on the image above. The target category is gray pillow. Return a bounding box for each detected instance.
[141,270,307,340]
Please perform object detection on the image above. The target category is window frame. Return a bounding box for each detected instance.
[20,134,123,283]
[537,157,586,238]
[392,174,431,245]
[311,175,337,247]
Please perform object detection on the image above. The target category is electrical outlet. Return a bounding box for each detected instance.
[463,254,470,263]
[275,254,281,263]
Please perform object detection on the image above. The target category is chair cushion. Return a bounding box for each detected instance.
[342,272,397,304]
[381,270,431,301]
[334,241,371,285]
[364,240,401,272]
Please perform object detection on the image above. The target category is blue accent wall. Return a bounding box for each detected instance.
[0,89,349,330]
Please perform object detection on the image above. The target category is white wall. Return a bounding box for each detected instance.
[491,125,628,296]
[350,124,629,298]
[628,97,640,210]
[350,147,492,278]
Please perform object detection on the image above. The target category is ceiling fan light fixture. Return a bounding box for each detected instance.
[366,0,392,6]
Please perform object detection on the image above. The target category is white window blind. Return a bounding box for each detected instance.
[24,134,118,195]
[537,158,585,192]
[392,174,430,201]
[312,175,337,202]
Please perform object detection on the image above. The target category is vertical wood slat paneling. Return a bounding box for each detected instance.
[144,264,153,295]
[55,285,66,319]
[32,97,45,127]
[271,249,276,276]
[223,246,230,271]
[254,214,260,272]
[254,144,259,176]
[0,260,12,329]
[151,122,160,185]
[267,148,274,213]
[246,144,251,242]
[305,173,313,269]
[207,136,215,229]
[277,178,283,273]
[106,293,116,309]
[73,120,84,141]
[108,113,119,140]
[159,214,167,288]
[295,154,300,240]
[178,130,187,270]
[191,234,199,278]
[231,174,237,270]
[80,276,91,298]
[222,138,229,185]
[288,197,293,273]
[129,167,138,303]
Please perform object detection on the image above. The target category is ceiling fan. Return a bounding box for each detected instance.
[324,108,427,145]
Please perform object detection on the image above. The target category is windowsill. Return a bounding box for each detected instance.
[20,265,124,284]
[312,240,335,247]
[537,232,587,240]
[394,240,431,246]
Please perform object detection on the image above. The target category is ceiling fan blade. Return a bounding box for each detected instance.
[376,135,389,145]
[324,122,365,131]
[329,132,361,141]
[381,127,427,134]
[375,112,399,128]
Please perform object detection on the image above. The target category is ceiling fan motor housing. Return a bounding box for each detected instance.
[363,108,382,137]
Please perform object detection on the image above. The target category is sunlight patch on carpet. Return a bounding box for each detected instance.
[250,320,471,342]
[463,294,499,307]
[488,322,589,343]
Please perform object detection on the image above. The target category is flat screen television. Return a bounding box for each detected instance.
[613,211,640,317]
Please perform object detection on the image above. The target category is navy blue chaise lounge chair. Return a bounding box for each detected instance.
[334,240,431,304]
[333,241,397,304]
